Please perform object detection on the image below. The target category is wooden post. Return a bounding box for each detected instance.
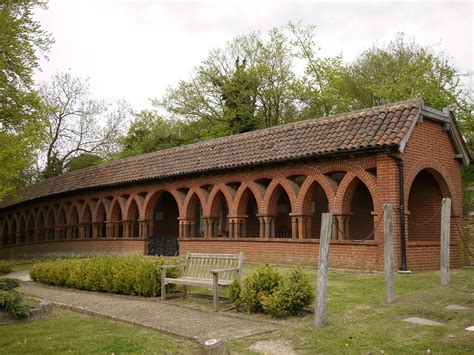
[383,203,395,303]
[440,197,451,286]
[314,212,333,328]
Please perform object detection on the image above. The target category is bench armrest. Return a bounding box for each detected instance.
[160,264,186,270]
[210,267,239,274]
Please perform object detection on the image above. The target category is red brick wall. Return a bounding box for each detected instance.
[408,170,442,241]
[180,239,380,271]
[400,119,463,270]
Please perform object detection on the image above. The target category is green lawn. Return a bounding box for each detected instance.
[0,308,199,354]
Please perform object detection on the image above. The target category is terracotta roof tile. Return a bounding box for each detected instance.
[0,99,423,209]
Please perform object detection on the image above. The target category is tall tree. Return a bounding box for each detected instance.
[40,72,127,178]
[0,0,53,197]
[346,34,473,149]
[157,26,300,133]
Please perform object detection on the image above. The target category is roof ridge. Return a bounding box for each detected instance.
[57,97,424,175]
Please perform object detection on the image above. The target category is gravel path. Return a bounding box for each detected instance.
[18,282,278,342]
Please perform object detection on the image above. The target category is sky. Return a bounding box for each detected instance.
[34,0,474,111]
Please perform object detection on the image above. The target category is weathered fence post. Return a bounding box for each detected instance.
[441,197,452,286]
[383,203,395,303]
[314,212,333,328]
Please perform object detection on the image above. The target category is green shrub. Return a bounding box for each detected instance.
[0,278,20,291]
[239,264,282,313]
[30,255,180,297]
[229,279,242,310]
[261,267,314,317]
[0,260,13,274]
[0,290,31,318]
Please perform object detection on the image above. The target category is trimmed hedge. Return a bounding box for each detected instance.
[30,255,181,297]
[0,260,13,275]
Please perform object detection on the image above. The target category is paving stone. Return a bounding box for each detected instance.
[445,304,470,310]
[403,317,445,326]
[249,340,296,355]
[4,270,31,282]
[465,326,474,332]
[19,282,278,342]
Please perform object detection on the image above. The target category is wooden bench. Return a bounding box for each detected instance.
[160,252,244,311]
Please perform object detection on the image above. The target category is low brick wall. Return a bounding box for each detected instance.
[180,239,381,271]
[406,241,461,271]
[0,239,146,259]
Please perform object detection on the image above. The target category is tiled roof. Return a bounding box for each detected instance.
[0,99,423,209]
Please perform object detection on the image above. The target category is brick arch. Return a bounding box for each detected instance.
[296,174,338,213]
[235,181,263,216]
[182,188,208,219]
[262,179,298,215]
[143,189,183,220]
[0,217,7,241]
[18,211,27,229]
[81,202,94,223]
[94,201,108,223]
[69,205,79,224]
[68,202,83,223]
[26,211,35,230]
[206,185,233,217]
[109,198,125,222]
[405,158,457,212]
[36,209,46,229]
[334,169,377,214]
[124,195,144,220]
[58,206,68,225]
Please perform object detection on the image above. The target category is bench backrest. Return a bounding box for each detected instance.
[183,252,244,282]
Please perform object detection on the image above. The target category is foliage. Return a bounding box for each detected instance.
[345,34,473,141]
[232,265,313,318]
[64,153,104,172]
[0,260,13,274]
[0,277,29,318]
[39,72,128,178]
[238,264,282,313]
[0,290,31,318]
[228,279,242,310]
[30,255,181,297]
[119,110,187,158]
[157,26,300,132]
[0,278,20,291]
[260,267,314,317]
[0,0,52,197]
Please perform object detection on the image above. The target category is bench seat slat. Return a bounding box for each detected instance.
[164,277,232,287]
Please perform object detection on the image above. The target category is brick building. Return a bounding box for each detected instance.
[0,99,470,270]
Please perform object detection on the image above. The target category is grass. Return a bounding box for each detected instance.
[5,261,474,354]
[0,308,199,354]
[225,268,474,354]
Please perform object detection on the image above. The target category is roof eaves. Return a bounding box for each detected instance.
[419,104,471,165]
[0,144,394,212]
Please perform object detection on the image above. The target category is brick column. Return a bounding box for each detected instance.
[228,215,247,238]
[333,214,352,240]
[202,217,218,238]
[257,214,276,238]
[139,219,152,239]
[290,214,312,239]
[179,218,195,238]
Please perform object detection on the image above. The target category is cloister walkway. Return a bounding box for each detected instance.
[13,275,278,342]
